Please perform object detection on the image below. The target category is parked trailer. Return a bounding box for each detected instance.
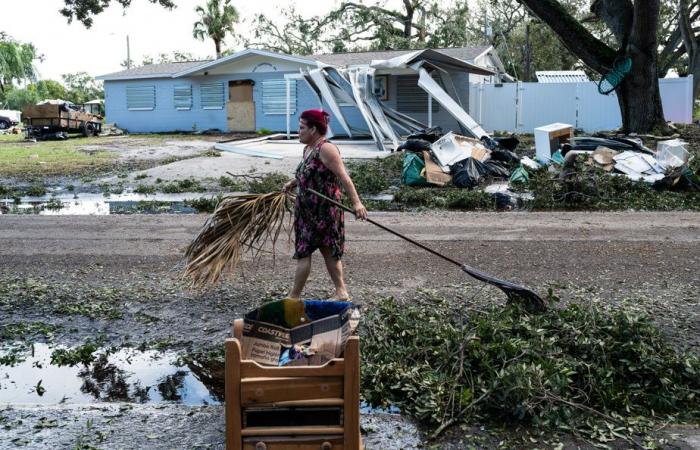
[21,103,102,139]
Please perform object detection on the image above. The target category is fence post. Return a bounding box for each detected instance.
[479,83,484,125]
[686,75,693,123]
[574,83,580,130]
[516,81,524,132]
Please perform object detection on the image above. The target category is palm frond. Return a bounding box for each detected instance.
[184,192,293,287]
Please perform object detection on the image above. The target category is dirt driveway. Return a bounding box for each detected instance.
[1,211,699,448]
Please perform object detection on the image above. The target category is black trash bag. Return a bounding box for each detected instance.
[484,160,511,178]
[569,136,652,154]
[492,192,522,211]
[493,135,520,151]
[452,157,487,189]
[407,126,444,143]
[397,138,432,152]
[490,149,520,165]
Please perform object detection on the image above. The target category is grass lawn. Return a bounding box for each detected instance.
[0,135,115,177]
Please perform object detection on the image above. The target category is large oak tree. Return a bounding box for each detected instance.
[518,0,667,134]
[61,0,175,28]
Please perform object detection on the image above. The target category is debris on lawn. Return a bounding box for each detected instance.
[362,293,700,442]
[390,120,698,211]
[100,123,127,136]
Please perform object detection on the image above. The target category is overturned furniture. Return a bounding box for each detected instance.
[225,319,362,450]
[22,101,102,139]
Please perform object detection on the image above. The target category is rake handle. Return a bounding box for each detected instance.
[307,188,464,269]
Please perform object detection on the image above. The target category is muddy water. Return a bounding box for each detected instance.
[0,192,212,215]
[0,344,219,405]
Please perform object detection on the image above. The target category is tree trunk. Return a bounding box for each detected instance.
[524,22,532,81]
[402,0,414,38]
[616,60,666,133]
[518,0,668,134]
[215,40,221,59]
[615,0,667,133]
[690,51,700,101]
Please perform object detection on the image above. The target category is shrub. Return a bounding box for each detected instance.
[25,183,47,197]
[247,172,290,194]
[160,178,205,193]
[134,184,156,195]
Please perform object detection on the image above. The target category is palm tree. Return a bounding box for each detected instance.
[193,0,239,59]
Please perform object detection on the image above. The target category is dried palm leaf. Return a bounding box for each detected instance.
[184,192,293,287]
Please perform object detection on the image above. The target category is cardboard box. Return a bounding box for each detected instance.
[241,299,353,366]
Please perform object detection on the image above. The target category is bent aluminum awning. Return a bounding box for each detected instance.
[293,49,494,151]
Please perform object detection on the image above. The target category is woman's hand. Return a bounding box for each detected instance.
[353,201,368,220]
[282,179,297,193]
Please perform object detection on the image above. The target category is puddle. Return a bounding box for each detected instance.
[361,401,400,414]
[0,192,393,215]
[0,343,220,405]
[0,192,214,215]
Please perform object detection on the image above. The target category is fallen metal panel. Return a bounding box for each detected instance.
[308,69,353,137]
[417,68,488,139]
[347,69,386,151]
[380,104,427,130]
[325,69,356,104]
[371,49,495,76]
[214,143,284,159]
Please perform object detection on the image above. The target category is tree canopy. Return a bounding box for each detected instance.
[60,0,175,28]
[0,33,39,94]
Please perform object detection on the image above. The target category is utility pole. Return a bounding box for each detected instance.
[126,35,131,69]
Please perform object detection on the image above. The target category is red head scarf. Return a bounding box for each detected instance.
[300,109,330,135]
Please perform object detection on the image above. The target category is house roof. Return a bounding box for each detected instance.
[173,49,317,77]
[96,61,210,81]
[312,46,491,67]
[96,47,496,81]
[97,49,317,81]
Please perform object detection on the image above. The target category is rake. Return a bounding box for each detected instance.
[308,188,547,313]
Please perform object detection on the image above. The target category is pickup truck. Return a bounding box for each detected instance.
[0,114,19,130]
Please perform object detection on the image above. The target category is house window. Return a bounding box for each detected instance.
[396,75,440,113]
[200,82,225,109]
[174,85,192,110]
[262,79,296,115]
[126,85,155,111]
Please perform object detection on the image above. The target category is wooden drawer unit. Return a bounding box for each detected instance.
[226,319,362,450]
[242,435,344,450]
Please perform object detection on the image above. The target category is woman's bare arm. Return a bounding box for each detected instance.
[319,142,368,220]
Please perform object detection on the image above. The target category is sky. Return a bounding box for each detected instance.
[0,0,347,81]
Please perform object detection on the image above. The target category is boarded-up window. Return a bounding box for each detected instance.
[126,85,155,111]
[174,85,192,110]
[200,82,225,109]
[396,75,440,113]
[262,79,296,115]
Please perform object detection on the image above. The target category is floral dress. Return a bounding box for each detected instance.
[293,139,345,260]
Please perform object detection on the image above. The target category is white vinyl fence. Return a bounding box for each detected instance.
[468,76,693,133]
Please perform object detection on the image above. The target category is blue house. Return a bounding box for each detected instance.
[96,48,499,137]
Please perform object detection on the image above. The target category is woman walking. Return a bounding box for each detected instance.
[282,109,367,301]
